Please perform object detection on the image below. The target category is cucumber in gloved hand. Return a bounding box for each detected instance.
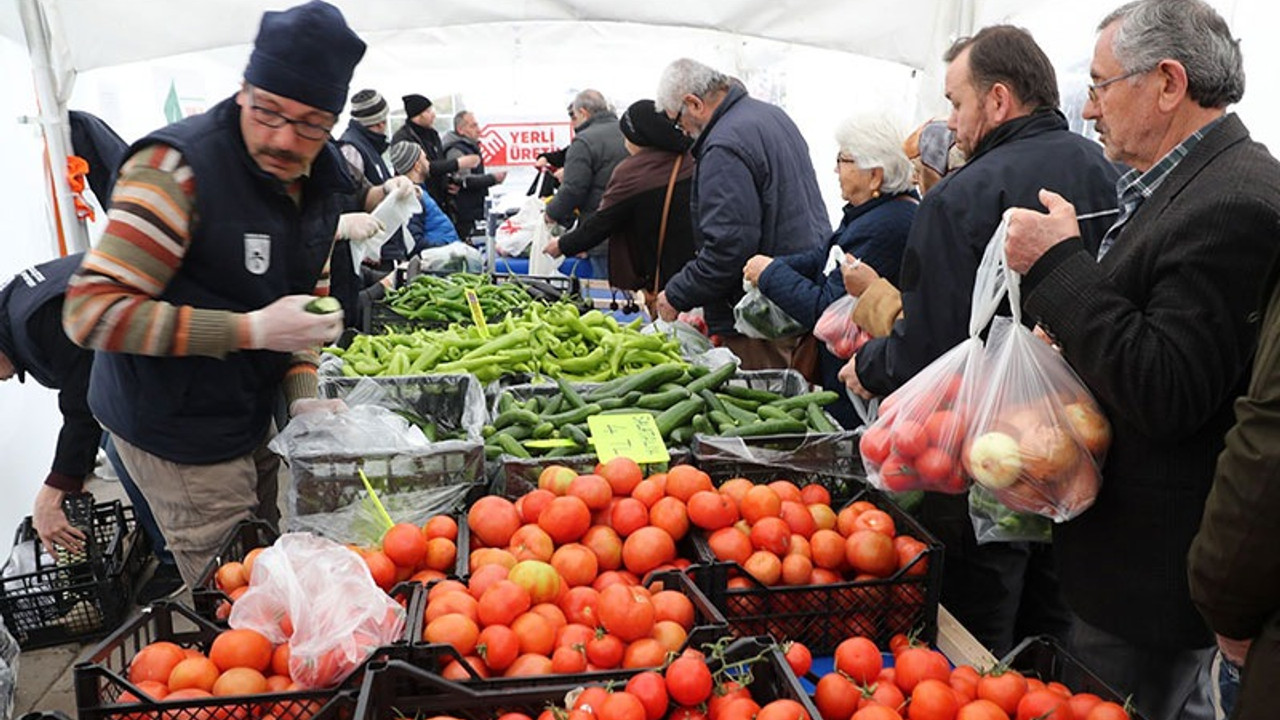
[305,296,343,314]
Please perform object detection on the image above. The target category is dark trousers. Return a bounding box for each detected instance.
[1069,617,1215,720]
[916,492,1073,656]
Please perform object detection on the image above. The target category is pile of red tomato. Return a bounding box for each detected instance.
[814,634,1132,720]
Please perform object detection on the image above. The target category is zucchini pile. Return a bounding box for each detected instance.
[485,363,840,459]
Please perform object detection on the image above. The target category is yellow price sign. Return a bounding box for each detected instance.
[464,288,490,338]
[587,413,670,464]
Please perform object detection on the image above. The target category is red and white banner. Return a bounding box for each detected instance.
[479,122,574,167]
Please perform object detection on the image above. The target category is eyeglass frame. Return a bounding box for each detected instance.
[671,103,685,130]
[836,154,859,167]
[1086,67,1149,103]
[245,87,336,141]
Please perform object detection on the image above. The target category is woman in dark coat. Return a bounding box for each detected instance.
[743,113,918,428]
[545,99,695,295]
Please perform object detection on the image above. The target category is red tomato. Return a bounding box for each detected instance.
[757,699,811,720]
[861,426,893,465]
[585,632,625,669]
[879,454,920,492]
[600,692,648,720]
[1084,702,1129,720]
[852,509,896,538]
[783,641,813,677]
[914,447,956,486]
[688,490,740,530]
[598,584,656,642]
[834,636,883,684]
[1066,693,1102,720]
[956,699,1010,720]
[890,420,929,459]
[814,673,860,720]
[858,680,906,711]
[907,679,959,720]
[627,671,670,720]
[924,409,968,452]
[851,706,905,720]
[846,530,898,577]
[1015,690,1074,720]
[538,496,592,544]
[469,496,522,547]
[976,668,1027,715]
[475,624,519,672]
[894,647,950,693]
[666,656,714,706]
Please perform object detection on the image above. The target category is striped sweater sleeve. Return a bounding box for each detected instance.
[63,144,323,395]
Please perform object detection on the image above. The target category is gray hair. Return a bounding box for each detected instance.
[1100,0,1243,108]
[452,110,473,130]
[570,89,611,116]
[655,58,730,114]
[835,113,914,195]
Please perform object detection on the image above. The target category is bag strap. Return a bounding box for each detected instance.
[652,154,684,296]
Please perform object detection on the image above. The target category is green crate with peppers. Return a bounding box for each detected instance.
[483,364,844,467]
[325,302,687,384]
[372,272,532,331]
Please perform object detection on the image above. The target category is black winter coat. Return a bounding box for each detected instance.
[1026,114,1280,651]
[854,110,1119,395]
[392,121,459,218]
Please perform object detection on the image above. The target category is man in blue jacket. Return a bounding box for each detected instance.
[653,59,829,369]
[842,26,1120,657]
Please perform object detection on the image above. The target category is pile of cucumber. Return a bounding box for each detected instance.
[484,363,841,459]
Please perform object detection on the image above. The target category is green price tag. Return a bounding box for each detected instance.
[587,413,670,464]
[464,288,490,338]
[524,438,583,449]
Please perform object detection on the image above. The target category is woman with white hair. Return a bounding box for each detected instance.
[742,112,917,428]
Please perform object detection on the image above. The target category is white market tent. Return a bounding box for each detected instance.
[0,0,1277,549]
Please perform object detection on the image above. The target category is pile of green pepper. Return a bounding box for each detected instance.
[324,302,688,384]
[383,272,533,324]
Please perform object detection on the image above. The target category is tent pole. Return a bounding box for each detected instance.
[19,0,89,256]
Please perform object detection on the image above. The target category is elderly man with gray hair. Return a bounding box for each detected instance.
[545,89,628,277]
[1004,0,1280,717]
[653,58,829,369]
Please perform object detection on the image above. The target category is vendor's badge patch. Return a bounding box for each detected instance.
[244,234,271,275]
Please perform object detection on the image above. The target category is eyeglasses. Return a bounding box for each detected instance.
[246,88,334,141]
[1087,68,1149,103]
[836,155,858,165]
[672,104,685,130]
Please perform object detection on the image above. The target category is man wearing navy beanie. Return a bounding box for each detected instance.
[62,1,383,587]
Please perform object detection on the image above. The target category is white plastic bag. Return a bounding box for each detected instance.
[858,214,1010,494]
[961,259,1110,522]
[814,294,872,359]
[494,196,545,257]
[229,533,406,688]
[529,215,564,276]
[733,281,804,339]
[352,189,420,265]
[416,241,483,274]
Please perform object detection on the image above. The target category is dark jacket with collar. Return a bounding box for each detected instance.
[89,96,350,464]
[338,120,391,185]
[545,111,628,228]
[1189,255,1280,720]
[557,148,696,291]
[441,130,500,235]
[392,120,459,217]
[758,193,917,427]
[663,84,830,335]
[854,109,1118,394]
[0,253,100,490]
[1023,113,1280,651]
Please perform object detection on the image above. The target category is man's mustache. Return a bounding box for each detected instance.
[260,146,303,164]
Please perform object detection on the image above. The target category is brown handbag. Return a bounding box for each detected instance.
[640,155,684,316]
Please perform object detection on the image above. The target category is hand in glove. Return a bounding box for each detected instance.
[289,397,348,417]
[33,486,86,555]
[245,295,344,352]
[382,175,419,200]
[336,213,385,242]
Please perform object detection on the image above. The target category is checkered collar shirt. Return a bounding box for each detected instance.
[1096,116,1225,260]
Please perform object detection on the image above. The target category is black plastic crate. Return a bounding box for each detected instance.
[73,601,394,720]
[687,487,943,656]
[355,636,816,720]
[1002,636,1143,718]
[409,570,727,671]
[319,373,487,443]
[190,519,280,624]
[0,498,147,649]
[366,273,588,334]
[691,370,862,480]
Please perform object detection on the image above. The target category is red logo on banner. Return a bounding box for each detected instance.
[480,122,574,166]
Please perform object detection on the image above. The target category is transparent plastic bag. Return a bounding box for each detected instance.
[969,483,1053,544]
[493,196,544,257]
[229,533,405,689]
[814,294,872,359]
[646,319,714,357]
[858,214,1012,494]
[268,404,431,459]
[416,241,483,274]
[733,281,804,340]
[0,618,18,720]
[963,296,1110,522]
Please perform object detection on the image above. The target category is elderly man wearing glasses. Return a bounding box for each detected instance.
[61,1,397,588]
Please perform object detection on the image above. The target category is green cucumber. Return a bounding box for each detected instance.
[542,403,603,426]
[757,405,794,422]
[806,403,838,432]
[686,362,737,394]
[590,363,686,399]
[637,387,691,410]
[722,384,785,403]
[305,296,343,314]
[655,397,704,438]
[493,408,540,429]
[719,399,761,424]
[769,391,841,411]
[495,433,532,458]
[691,414,714,435]
[721,418,808,437]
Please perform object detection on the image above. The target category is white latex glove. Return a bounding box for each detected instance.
[245,295,344,352]
[382,175,418,200]
[336,213,385,242]
[289,397,348,417]
[33,485,86,555]
[457,154,481,170]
